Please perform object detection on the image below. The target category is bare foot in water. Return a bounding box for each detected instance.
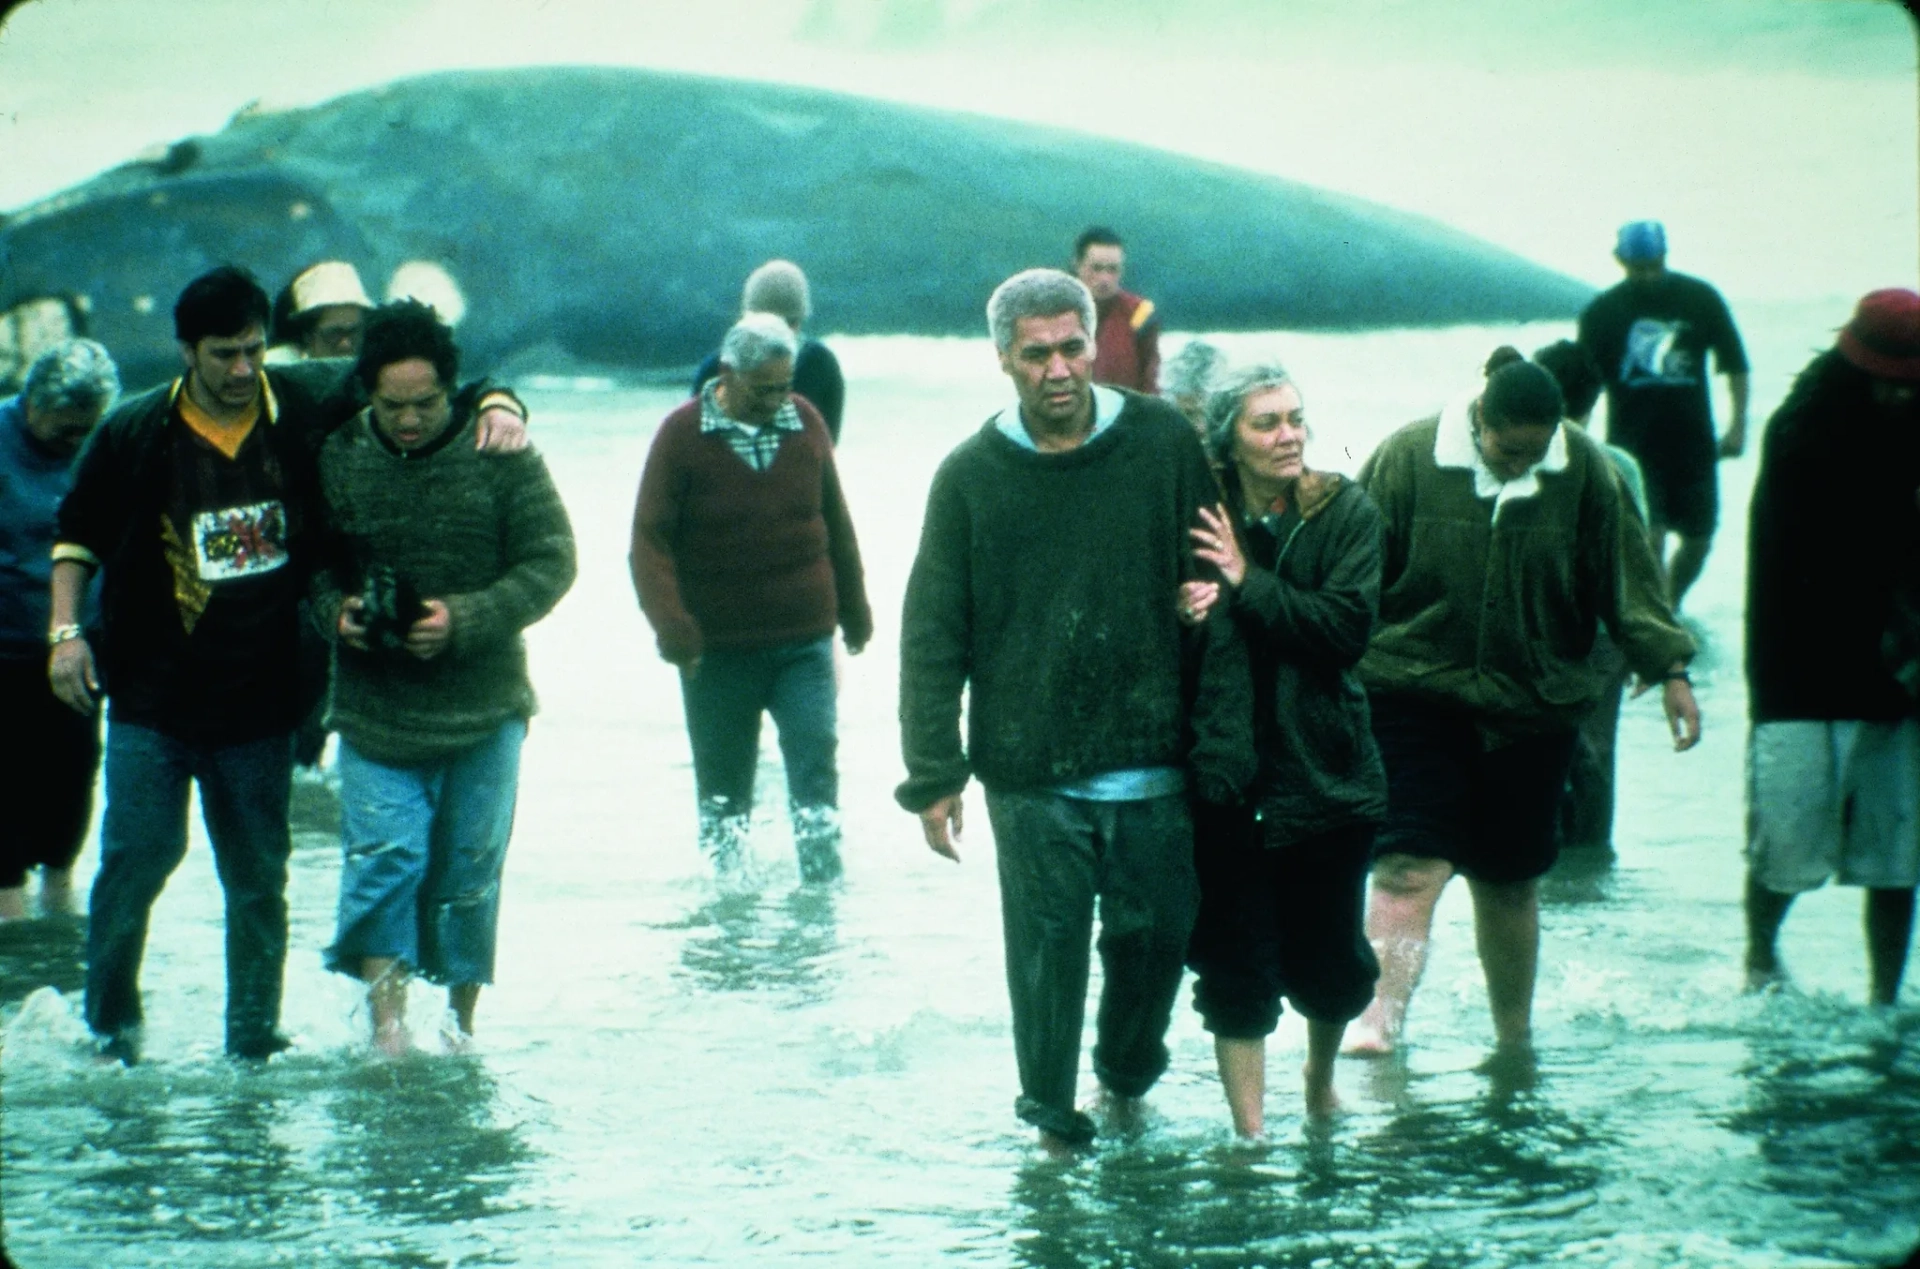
[373,1021,411,1059]
[1302,1068,1341,1118]
[1341,1016,1395,1058]
[39,867,76,916]
[1084,1086,1147,1140]
[1037,1130,1083,1160]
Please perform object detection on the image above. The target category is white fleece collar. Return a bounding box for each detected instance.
[1433,395,1568,520]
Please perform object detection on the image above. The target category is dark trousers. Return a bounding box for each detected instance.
[84,721,292,1053]
[1560,635,1628,854]
[679,637,839,877]
[1188,807,1380,1037]
[0,657,100,888]
[983,788,1197,1142]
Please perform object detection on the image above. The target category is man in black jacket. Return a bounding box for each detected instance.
[1743,288,1920,1006]
[898,268,1252,1149]
[48,266,526,1063]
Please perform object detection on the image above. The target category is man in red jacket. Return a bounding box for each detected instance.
[1074,226,1161,393]
[630,313,873,883]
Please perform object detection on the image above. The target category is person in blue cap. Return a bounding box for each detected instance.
[1576,220,1749,611]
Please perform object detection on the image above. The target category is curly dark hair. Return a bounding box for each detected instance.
[353,299,459,394]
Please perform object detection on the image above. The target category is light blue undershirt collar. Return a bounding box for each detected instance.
[993,384,1125,450]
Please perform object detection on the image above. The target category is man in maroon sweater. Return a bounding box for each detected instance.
[630,313,873,883]
[1075,226,1161,393]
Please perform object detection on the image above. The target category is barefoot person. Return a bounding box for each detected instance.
[1742,289,1920,1005]
[52,267,526,1065]
[316,301,574,1054]
[898,269,1252,1150]
[1345,352,1700,1058]
[1,340,118,921]
[1179,363,1387,1135]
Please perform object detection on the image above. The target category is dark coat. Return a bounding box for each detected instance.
[1745,350,1920,722]
[1224,469,1388,847]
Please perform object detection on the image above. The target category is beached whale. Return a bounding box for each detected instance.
[0,66,1593,388]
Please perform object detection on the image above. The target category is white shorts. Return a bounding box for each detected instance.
[1746,719,1920,893]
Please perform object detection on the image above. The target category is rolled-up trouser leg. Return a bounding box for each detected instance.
[195,731,293,1055]
[1188,800,1284,1039]
[84,722,194,1042]
[419,721,525,985]
[985,788,1099,1142]
[1090,794,1198,1098]
[327,739,436,975]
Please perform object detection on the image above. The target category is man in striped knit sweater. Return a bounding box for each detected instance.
[631,313,872,883]
[316,300,575,1055]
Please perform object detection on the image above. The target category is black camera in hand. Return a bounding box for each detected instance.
[359,563,425,658]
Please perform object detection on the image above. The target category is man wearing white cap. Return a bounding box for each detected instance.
[269,261,375,362]
[1577,221,1748,611]
[1743,288,1920,1007]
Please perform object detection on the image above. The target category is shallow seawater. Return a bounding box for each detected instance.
[4,316,1918,1268]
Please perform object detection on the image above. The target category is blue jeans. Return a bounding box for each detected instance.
[326,721,525,986]
[84,721,293,1055]
[679,637,840,880]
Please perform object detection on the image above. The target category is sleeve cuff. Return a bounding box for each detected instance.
[52,542,100,568]
[476,389,528,422]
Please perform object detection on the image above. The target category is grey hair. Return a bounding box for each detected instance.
[986,268,1095,352]
[23,338,120,416]
[741,259,810,328]
[719,311,799,373]
[1163,340,1228,403]
[1202,361,1299,466]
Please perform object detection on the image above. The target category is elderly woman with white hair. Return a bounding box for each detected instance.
[1179,362,1388,1134]
[1,339,119,919]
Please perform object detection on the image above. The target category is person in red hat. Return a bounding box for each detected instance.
[1743,288,1920,1005]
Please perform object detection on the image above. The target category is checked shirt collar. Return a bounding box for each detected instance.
[700,379,803,472]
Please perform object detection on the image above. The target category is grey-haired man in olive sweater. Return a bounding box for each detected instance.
[898,268,1253,1150]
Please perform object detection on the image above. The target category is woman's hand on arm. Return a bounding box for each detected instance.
[1189,503,1247,587]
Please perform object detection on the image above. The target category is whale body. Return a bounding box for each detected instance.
[0,66,1593,388]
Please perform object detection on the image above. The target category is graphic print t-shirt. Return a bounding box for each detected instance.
[109,412,304,741]
[1576,273,1748,477]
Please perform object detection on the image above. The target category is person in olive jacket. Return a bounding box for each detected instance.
[1178,362,1387,1136]
[1344,354,1699,1063]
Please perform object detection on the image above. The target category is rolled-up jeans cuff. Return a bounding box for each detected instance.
[1015,1096,1096,1145]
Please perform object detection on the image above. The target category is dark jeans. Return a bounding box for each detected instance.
[0,657,100,887]
[983,788,1198,1143]
[84,721,292,1054]
[1188,806,1379,1037]
[679,637,840,879]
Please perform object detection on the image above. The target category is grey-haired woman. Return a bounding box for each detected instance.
[1180,363,1387,1135]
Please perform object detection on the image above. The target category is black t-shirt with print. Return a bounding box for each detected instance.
[103,415,305,743]
[1577,271,1748,479]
